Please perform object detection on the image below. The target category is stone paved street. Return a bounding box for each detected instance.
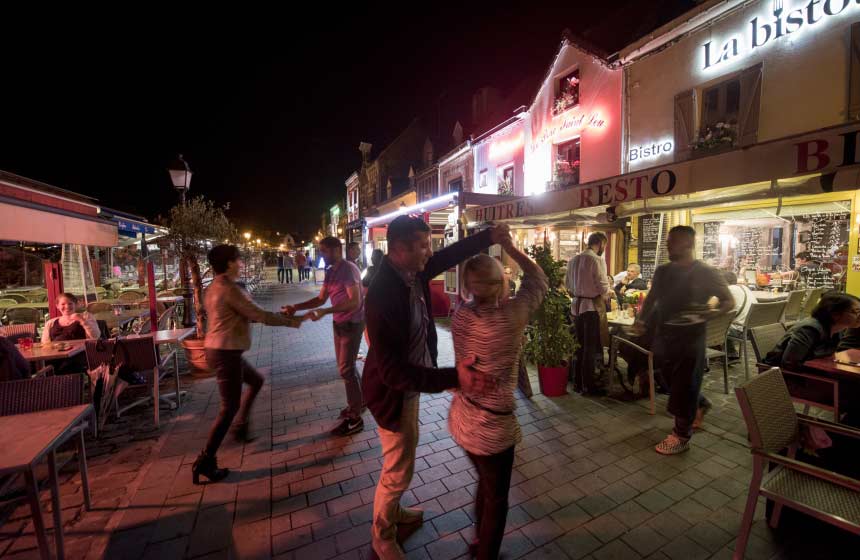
[1,280,858,560]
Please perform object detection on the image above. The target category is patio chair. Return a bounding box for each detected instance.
[117,291,144,303]
[0,323,37,343]
[749,324,840,421]
[780,290,806,328]
[0,298,19,314]
[86,302,113,313]
[86,337,172,428]
[726,301,787,381]
[2,294,28,304]
[24,290,47,303]
[704,310,736,394]
[608,335,655,415]
[733,368,860,559]
[799,288,824,320]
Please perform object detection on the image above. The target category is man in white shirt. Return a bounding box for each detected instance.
[565,232,613,395]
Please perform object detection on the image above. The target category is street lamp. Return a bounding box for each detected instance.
[167,154,192,205]
[243,232,252,242]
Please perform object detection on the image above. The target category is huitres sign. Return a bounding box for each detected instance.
[703,0,859,70]
[467,121,860,224]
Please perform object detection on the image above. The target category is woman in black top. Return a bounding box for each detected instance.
[765,293,860,370]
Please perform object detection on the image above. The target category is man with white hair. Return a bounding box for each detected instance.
[614,263,648,303]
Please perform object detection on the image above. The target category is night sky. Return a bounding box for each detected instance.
[0,2,692,241]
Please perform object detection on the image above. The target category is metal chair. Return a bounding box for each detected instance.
[749,324,840,421]
[0,323,37,343]
[0,298,19,314]
[704,310,736,394]
[2,294,28,304]
[726,301,787,381]
[608,335,655,415]
[733,368,860,559]
[4,307,44,329]
[799,288,824,320]
[24,290,47,303]
[85,337,167,428]
[117,291,144,303]
[780,290,806,328]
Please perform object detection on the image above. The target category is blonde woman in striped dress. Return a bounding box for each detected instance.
[449,235,547,559]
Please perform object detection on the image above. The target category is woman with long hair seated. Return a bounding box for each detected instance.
[448,233,547,560]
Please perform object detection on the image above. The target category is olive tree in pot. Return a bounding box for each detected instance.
[522,243,577,396]
[162,196,236,376]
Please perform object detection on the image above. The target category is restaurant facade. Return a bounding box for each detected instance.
[467,0,860,295]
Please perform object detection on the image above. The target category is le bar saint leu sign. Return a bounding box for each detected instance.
[469,122,860,224]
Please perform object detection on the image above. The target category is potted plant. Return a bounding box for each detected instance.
[522,243,578,396]
[162,196,236,375]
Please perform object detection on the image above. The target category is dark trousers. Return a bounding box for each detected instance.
[333,320,365,418]
[285,268,293,283]
[277,268,285,283]
[204,349,264,456]
[468,446,515,560]
[573,311,604,392]
[659,322,708,439]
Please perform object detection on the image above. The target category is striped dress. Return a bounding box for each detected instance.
[449,270,548,456]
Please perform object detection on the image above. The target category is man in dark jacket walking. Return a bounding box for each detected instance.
[363,216,508,559]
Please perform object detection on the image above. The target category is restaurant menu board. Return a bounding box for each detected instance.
[558,230,582,262]
[638,214,666,280]
[737,227,778,264]
[702,222,721,263]
[807,212,849,260]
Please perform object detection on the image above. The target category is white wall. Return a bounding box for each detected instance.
[627,0,859,171]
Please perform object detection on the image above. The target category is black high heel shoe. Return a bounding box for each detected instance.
[192,452,229,485]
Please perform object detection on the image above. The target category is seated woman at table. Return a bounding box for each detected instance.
[41,293,100,343]
[764,293,860,370]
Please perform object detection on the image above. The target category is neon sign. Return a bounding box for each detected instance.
[628,139,674,162]
[703,0,859,71]
[488,134,524,161]
[529,111,606,153]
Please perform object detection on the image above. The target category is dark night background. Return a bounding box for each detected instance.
[0,1,695,241]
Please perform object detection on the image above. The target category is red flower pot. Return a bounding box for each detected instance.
[538,364,568,397]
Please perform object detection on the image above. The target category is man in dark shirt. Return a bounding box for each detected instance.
[614,263,649,304]
[363,216,507,559]
[635,226,733,455]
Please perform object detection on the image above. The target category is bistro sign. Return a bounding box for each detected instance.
[703,0,859,70]
[469,122,860,223]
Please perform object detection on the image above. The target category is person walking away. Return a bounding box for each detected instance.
[284,251,295,284]
[633,226,733,455]
[450,237,547,559]
[295,251,307,283]
[565,232,613,395]
[277,252,286,284]
[284,237,366,436]
[195,244,303,484]
[363,216,508,559]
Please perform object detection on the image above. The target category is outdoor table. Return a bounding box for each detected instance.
[19,341,86,370]
[751,290,789,302]
[91,309,149,331]
[804,349,860,381]
[0,404,93,560]
[156,296,184,305]
[607,313,635,327]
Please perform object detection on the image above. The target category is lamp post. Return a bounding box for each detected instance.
[168,154,194,326]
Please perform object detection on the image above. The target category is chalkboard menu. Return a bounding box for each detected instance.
[737,227,777,264]
[638,214,666,280]
[558,230,582,262]
[807,212,849,260]
[702,222,721,263]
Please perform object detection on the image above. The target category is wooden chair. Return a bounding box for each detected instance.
[733,368,860,559]
[749,324,840,421]
[780,290,806,328]
[704,310,736,394]
[726,301,787,381]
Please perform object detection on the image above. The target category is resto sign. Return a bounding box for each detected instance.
[703,0,859,70]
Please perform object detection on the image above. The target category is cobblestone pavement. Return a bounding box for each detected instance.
[1,279,857,559]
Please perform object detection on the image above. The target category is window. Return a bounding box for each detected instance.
[554,68,580,115]
[702,78,740,129]
[499,166,514,195]
[448,178,462,193]
[478,169,488,189]
[554,139,581,186]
